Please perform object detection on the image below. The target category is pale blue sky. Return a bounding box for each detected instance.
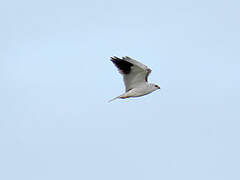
[1,0,240,179]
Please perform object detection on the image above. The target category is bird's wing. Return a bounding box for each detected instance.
[110,56,152,92]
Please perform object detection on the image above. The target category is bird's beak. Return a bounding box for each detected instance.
[155,85,160,89]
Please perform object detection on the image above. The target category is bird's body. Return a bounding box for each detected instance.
[109,56,160,102]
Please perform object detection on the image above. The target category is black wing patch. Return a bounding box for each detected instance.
[145,68,152,82]
[110,56,133,74]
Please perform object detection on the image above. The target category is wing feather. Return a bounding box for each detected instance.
[111,56,152,92]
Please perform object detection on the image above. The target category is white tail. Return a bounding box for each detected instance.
[108,92,131,102]
[108,96,121,102]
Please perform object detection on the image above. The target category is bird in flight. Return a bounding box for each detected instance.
[109,56,160,102]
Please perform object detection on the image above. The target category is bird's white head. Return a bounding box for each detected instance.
[149,83,160,91]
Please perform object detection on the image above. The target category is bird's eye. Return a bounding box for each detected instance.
[155,85,158,88]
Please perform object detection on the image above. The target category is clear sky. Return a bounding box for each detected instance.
[1,0,240,179]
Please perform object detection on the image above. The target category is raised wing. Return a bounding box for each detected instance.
[110,56,152,92]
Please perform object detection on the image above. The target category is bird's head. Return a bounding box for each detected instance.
[150,83,160,91]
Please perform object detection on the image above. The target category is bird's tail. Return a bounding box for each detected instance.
[108,92,131,102]
[108,95,121,103]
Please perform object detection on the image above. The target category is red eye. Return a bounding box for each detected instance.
[155,85,160,89]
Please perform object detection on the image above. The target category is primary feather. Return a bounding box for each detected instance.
[111,56,152,92]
